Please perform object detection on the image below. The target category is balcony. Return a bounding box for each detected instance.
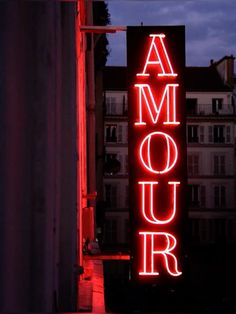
[187,104,234,116]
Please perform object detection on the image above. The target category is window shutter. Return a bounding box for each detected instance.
[221,186,226,207]
[214,186,220,208]
[220,156,225,174]
[200,126,204,142]
[226,126,230,143]
[208,126,213,142]
[118,125,122,142]
[200,185,206,207]
[187,155,192,175]
[213,155,219,174]
[111,185,117,207]
[111,97,116,115]
[194,155,199,174]
[125,155,128,174]
[117,155,123,173]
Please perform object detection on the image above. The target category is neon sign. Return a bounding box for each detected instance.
[127,26,186,282]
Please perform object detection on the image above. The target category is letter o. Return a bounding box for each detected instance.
[139,131,178,174]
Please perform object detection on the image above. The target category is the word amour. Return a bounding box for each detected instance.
[134,34,182,277]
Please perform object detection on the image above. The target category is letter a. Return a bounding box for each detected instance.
[137,34,177,77]
[139,232,182,276]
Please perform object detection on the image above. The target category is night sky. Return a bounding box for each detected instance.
[106,0,236,67]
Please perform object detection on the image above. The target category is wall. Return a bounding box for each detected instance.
[0,2,78,312]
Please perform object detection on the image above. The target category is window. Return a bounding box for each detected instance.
[188,125,198,143]
[105,153,117,162]
[105,124,117,142]
[122,95,128,115]
[209,125,228,143]
[104,219,117,243]
[117,154,123,173]
[104,154,121,175]
[186,98,198,115]
[214,185,226,208]
[106,96,116,115]
[189,219,200,242]
[188,154,199,175]
[226,126,231,142]
[105,184,118,207]
[215,219,226,242]
[208,126,213,142]
[212,98,223,114]
[126,125,128,143]
[213,125,224,143]
[188,184,205,208]
[213,155,225,175]
[199,126,204,142]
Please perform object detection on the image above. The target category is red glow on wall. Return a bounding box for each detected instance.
[128,26,186,282]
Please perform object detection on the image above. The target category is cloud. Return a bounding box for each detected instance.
[106,0,236,67]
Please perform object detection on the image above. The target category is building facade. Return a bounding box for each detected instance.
[103,71,129,247]
[103,56,236,247]
[0,1,94,312]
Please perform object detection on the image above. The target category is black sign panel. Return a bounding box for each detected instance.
[127,26,187,284]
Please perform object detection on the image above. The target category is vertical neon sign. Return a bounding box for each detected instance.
[127,26,186,283]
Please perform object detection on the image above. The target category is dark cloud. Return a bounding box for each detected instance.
[106,0,236,68]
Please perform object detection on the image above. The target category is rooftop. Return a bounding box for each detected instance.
[104,65,232,92]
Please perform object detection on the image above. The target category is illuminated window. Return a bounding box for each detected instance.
[187,125,198,143]
[188,184,205,208]
[212,98,223,114]
[214,185,226,208]
[186,98,198,115]
[105,184,118,207]
[213,154,225,175]
[187,154,199,176]
[105,124,117,142]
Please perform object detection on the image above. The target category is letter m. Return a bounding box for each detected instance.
[134,84,179,126]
